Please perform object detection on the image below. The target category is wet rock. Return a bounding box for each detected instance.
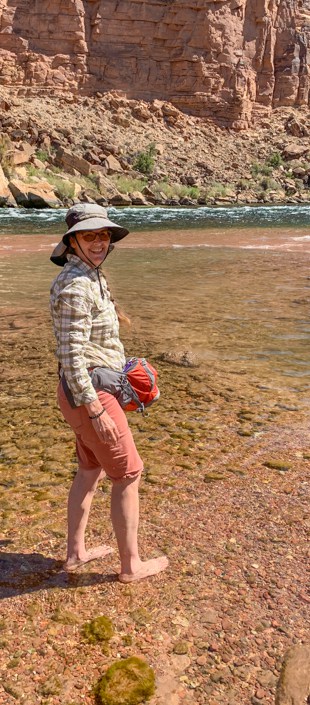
[263,460,291,472]
[173,641,190,655]
[157,350,198,367]
[204,472,227,482]
[201,608,219,624]
[82,615,114,645]
[257,669,277,689]
[95,657,155,705]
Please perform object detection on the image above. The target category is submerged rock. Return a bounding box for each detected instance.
[158,350,198,367]
[82,615,114,645]
[94,657,155,705]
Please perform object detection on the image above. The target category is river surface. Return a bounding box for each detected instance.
[0,205,309,399]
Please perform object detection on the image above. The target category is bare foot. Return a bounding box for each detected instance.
[63,545,114,572]
[118,556,169,583]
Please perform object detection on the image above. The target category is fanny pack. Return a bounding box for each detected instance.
[62,357,160,414]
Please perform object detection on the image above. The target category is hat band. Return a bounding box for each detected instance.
[68,212,108,228]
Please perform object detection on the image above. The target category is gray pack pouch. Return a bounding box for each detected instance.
[90,367,136,408]
[61,367,141,410]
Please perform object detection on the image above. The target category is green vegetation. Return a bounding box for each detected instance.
[35,148,50,163]
[237,178,252,191]
[205,182,230,199]
[260,177,281,191]
[52,178,75,200]
[173,641,189,654]
[130,608,151,626]
[82,615,114,645]
[94,657,155,705]
[40,676,62,697]
[251,152,284,181]
[251,162,272,177]
[112,176,147,194]
[266,151,283,167]
[26,164,38,178]
[133,143,156,175]
[51,608,80,625]
[152,181,199,200]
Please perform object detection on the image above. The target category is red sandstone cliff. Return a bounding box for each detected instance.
[0,0,309,128]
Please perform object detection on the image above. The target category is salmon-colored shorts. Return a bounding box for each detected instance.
[57,381,143,482]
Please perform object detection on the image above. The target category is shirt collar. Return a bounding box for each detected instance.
[67,254,103,281]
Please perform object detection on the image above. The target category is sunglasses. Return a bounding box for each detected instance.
[77,230,111,242]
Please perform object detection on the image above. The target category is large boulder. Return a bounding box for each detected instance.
[104,154,124,175]
[129,190,150,206]
[275,644,310,705]
[95,174,121,200]
[109,192,132,206]
[8,179,61,208]
[55,148,91,177]
[283,144,310,160]
[0,165,17,206]
[13,143,36,166]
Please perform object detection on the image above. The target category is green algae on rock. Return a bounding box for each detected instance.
[52,608,80,625]
[130,608,152,627]
[264,460,292,471]
[82,615,114,646]
[204,472,227,482]
[94,657,155,705]
[173,640,190,655]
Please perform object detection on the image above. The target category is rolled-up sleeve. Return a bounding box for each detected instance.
[55,282,97,406]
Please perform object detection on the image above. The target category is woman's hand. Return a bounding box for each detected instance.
[85,400,119,445]
[91,410,120,445]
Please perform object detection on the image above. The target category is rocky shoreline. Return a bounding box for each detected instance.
[0,88,310,212]
[0,300,309,705]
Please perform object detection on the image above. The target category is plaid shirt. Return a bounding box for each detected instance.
[50,254,126,406]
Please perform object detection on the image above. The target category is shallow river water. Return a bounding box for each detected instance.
[0,207,309,684]
[0,204,310,400]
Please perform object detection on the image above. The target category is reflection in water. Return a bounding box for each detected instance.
[0,244,309,397]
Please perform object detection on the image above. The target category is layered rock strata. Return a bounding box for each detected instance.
[0,0,309,128]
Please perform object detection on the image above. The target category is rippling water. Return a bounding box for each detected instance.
[0,203,309,234]
[0,205,309,396]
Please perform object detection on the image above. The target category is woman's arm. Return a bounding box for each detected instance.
[56,282,119,444]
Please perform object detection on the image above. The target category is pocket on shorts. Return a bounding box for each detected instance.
[57,382,84,432]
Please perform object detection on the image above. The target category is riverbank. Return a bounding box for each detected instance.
[0,239,309,705]
[0,305,309,705]
[0,88,309,210]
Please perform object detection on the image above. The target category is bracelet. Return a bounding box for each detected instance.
[88,408,105,420]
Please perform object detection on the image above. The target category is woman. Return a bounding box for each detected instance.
[50,203,168,583]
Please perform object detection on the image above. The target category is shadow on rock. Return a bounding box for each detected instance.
[0,549,116,598]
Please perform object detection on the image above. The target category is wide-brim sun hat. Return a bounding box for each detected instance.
[50,204,129,266]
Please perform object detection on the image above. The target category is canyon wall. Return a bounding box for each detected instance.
[0,0,309,127]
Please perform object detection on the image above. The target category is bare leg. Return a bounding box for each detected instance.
[64,467,113,571]
[110,474,168,583]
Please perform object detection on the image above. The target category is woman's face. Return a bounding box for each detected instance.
[70,229,111,267]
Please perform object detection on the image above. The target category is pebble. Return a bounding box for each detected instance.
[255,688,267,699]
[201,609,219,624]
